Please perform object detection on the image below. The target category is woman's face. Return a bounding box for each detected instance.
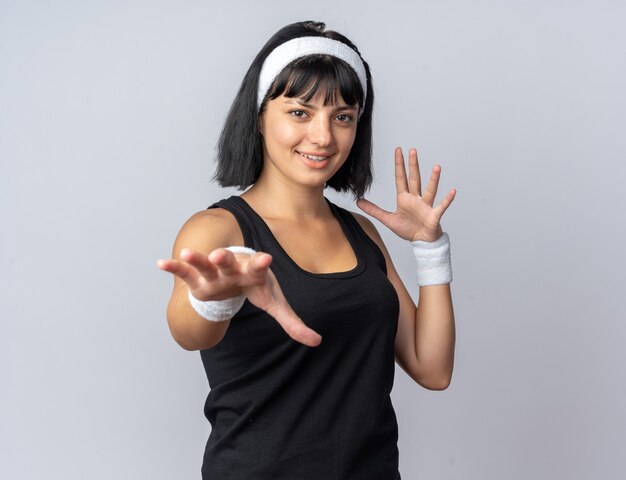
[258,91,358,190]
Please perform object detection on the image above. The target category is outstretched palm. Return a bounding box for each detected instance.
[158,248,322,347]
[357,148,456,242]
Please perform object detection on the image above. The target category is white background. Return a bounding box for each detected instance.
[2,0,625,478]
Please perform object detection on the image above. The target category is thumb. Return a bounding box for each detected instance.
[266,300,323,348]
[357,198,391,224]
[242,266,322,347]
[264,273,322,347]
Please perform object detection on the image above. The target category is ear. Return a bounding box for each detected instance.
[257,112,265,137]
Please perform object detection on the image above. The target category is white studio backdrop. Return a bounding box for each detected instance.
[2,0,625,478]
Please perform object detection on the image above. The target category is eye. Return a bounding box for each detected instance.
[336,113,354,123]
[289,109,308,119]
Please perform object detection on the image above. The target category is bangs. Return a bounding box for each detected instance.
[265,55,364,108]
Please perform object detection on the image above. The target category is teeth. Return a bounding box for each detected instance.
[299,152,328,162]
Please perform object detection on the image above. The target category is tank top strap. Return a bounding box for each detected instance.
[208,196,262,250]
[209,195,388,276]
[326,201,388,275]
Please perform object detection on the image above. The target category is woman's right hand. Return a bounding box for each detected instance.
[157,248,322,347]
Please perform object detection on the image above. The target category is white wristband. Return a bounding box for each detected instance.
[411,233,452,286]
[187,246,257,322]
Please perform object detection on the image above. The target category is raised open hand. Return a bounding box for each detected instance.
[157,248,322,347]
[357,147,456,242]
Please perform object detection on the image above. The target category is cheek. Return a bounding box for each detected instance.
[265,123,299,151]
[339,127,357,153]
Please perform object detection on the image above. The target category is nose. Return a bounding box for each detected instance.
[307,115,332,147]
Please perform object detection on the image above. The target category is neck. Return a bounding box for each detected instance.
[242,176,331,222]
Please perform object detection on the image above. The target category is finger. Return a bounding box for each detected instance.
[434,188,457,217]
[244,265,322,347]
[239,252,273,286]
[156,258,203,290]
[208,248,243,277]
[248,252,273,272]
[356,198,393,226]
[408,148,422,196]
[422,165,441,207]
[281,316,323,347]
[264,293,322,347]
[180,248,218,281]
[394,147,409,194]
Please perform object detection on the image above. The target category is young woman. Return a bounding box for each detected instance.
[158,20,456,480]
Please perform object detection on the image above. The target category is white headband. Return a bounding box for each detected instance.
[257,36,368,112]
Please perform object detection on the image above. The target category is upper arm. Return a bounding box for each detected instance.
[172,208,243,258]
[351,212,420,379]
[162,208,245,349]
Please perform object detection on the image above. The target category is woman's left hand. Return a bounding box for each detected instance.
[357,147,456,242]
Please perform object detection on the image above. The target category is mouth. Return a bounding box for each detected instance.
[296,151,333,163]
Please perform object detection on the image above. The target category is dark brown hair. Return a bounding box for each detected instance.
[215,21,374,198]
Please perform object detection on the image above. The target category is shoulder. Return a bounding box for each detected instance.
[337,208,394,264]
[171,205,243,258]
[346,210,387,250]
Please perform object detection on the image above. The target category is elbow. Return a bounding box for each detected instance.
[398,356,454,390]
[173,336,202,351]
[416,357,455,391]
[412,368,454,391]
[169,325,200,351]
[421,374,452,391]
[169,326,224,351]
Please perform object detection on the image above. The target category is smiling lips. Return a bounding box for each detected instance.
[297,151,332,163]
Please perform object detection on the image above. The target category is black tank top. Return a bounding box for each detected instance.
[200,196,401,480]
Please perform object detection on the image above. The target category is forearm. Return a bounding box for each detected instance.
[413,284,456,389]
[166,286,231,351]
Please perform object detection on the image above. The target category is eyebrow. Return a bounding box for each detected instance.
[283,98,358,112]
